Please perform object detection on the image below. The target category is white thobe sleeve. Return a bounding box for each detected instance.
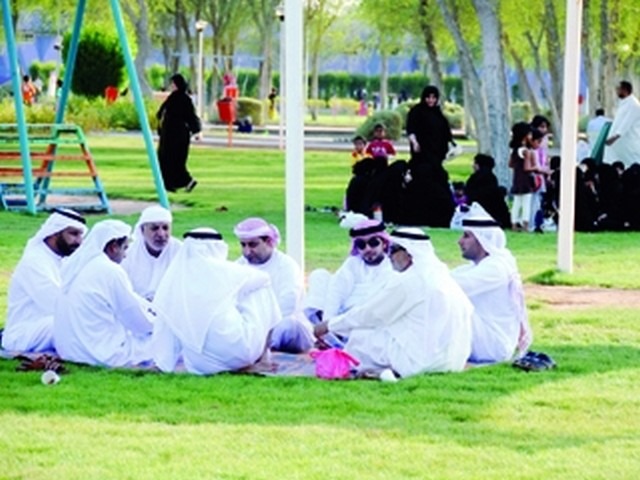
[323,262,356,318]
[328,275,415,337]
[112,269,154,335]
[273,258,303,321]
[451,261,507,297]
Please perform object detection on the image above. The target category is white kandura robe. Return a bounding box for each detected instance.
[307,256,394,319]
[328,266,472,378]
[237,249,313,351]
[451,253,524,363]
[53,254,154,367]
[3,241,63,352]
[152,261,280,375]
[121,237,182,301]
[607,94,640,168]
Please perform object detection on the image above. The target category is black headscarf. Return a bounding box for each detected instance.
[170,73,188,93]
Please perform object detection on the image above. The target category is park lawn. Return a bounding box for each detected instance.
[1,134,640,478]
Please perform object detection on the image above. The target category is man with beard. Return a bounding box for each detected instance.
[451,203,533,363]
[234,217,314,353]
[121,205,182,301]
[606,80,640,168]
[53,220,154,367]
[313,227,472,380]
[2,208,87,353]
[304,219,394,324]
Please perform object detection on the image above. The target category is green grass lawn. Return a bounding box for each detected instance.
[1,135,639,479]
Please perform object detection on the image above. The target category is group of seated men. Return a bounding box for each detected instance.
[1,202,532,380]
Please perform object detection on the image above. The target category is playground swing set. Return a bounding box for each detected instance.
[0,0,169,214]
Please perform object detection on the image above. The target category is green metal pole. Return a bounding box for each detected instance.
[55,0,87,124]
[2,0,35,213]
[39,0,88,205]
[109,0,169,209]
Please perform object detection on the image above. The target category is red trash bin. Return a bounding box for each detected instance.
[217,99,236,124]
[105,86,118,104]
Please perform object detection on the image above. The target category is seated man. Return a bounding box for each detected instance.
[152,228,281,375]
[314,227,472,379]
[121,205,182,301]
[53,220,154,367]
[234,217,314,353]
[305,219,394,322]
[2,208,87,353]
[451,203,533,363]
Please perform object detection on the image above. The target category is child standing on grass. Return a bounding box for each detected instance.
[365,123,396,162]
[351,135,368,166]
[509,122,538,232]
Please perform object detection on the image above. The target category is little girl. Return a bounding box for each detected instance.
[509,122,541,231]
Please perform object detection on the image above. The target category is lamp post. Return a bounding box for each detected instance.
[195,19,208,120]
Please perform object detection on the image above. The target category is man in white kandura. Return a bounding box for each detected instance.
[451,202,533,363]
[606,80,640,168]
[2,209,87,353]
[53,219,155,367]
[152,228,281,375]
[314,227,473,380]
[234,217,314,353]
[121,205,181,301]
[304,219,394,323]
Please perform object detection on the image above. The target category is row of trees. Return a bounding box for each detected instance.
[4,0,640,184]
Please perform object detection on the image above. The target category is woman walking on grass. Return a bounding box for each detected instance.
[156,74,201,193]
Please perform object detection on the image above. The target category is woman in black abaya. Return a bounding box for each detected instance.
[156,74,202,192]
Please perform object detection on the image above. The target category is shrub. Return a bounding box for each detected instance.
[443,102,464,130]
[62,28,125,99]
[354,110,403,141]
[29,61,58,84]
[511,101,532,124]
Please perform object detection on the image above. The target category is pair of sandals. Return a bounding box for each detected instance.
[15,354,67,374]
[512,351,556,372]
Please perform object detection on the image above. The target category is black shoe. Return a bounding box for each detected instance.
[185,179,198,192]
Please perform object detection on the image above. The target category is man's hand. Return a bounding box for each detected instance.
[313,321,329,339]
[605,134,620,146]
[193,132,203,141]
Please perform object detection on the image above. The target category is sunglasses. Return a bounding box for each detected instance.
[354,237,382,250]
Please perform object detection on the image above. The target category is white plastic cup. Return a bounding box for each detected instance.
[41,370,60,385]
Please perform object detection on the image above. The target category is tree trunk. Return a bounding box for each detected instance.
[504,32,539,113]
[170,0,182,75]
[543,0,563,128]
[526,30,561,146]
[121,0,152,96]
[473,0,511,188]
[418,0,444,93]
[435,0,491,154]
[380,52,389,110]
[599,0,617,115]
[582,0,600,113]
[310,48,320,120]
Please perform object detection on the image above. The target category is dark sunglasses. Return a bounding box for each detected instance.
[354,237,382,250]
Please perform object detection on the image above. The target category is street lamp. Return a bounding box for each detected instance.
[195,19,208,120]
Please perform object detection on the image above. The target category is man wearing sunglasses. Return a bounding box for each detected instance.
[305,219,394,326]
[451,202,533,363]
[234,217,313,353]
[313,226,473,380]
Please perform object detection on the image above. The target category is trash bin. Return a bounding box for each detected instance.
[105,86,118,104]
[217,99,236,124]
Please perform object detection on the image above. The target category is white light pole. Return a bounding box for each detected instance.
[557,0,583,272]
[195,19,208,120]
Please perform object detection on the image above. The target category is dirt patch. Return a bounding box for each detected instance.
[525,284,640,310]
[45,195,185,216]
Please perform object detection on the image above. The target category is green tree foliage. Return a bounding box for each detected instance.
[62,28,125,99]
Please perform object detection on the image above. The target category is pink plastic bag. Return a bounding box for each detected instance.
[309,348,360,379]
